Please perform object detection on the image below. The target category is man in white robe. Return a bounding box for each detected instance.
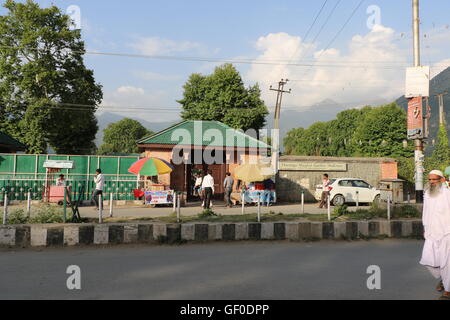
[420,170,450,300]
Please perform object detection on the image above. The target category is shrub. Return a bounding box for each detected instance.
[334,205,349,216]
[198,209,217,218]
[0,209,29,224]
[29,205,64,224]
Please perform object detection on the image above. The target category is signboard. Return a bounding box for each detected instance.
[243,190,276,203]
[407,97,424,140]
[405,66,430,98]
[144,190,174,205]
[43,160,74,169]
[279,161,347,171]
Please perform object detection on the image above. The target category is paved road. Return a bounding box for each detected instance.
[0,240,439,300]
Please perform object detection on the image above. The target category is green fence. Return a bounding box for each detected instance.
[0,154,141,201]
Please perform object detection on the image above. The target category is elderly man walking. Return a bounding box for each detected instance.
[420,170,450,300]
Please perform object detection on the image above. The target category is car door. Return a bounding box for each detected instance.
[351,180,372,202]
[337,179,355,202]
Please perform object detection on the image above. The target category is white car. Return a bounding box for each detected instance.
[315,178,381,206]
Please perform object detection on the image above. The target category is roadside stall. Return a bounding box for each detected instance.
[128,157,175,207]
[232,163,276,205]
[43,160,74,204]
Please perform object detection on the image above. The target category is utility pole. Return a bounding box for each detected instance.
[412,0,424,203]
[269,79,291,175]
[436,92,447,125]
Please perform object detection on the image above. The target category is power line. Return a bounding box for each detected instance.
[285,0,329,66]
[0,44,447,69]
[297,0,342,64]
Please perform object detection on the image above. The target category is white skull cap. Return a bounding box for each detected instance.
[429,170,444,177]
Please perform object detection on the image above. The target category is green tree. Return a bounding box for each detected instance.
[425,124,450,173]
[0,0,102,154]
[353,103,413,157]
[178,63,268,132]
[97,118,153,155]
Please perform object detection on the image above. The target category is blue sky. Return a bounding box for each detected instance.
[2,0,450,128]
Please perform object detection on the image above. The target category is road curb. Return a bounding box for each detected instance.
[0,220,424,247]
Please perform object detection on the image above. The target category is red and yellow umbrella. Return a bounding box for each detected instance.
[128,157,174,176]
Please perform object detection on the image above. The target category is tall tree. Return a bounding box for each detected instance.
[178,63,268,131]
[425,124,450,173]
[0,0,102,154]
[97,118,152,155]
[353,103,413,158]
[283,103,414,158]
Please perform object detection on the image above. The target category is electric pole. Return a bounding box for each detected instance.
[412,0,424,203]
[269,79,291,175]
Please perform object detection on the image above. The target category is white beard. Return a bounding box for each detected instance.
[425,183,444,198]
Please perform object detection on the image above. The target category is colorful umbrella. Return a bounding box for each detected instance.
[233,163,273,183]
[128,157,174,176]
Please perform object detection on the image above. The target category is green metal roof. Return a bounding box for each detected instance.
[0,132,26,150]
[137,120,270,149]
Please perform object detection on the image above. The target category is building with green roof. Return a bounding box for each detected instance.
[137,120,271,199]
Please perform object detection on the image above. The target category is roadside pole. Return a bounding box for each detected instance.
[301,190,305,214]
[177,193,181,223]
[356,191,359,210]
[98,194,103,224]
[257,192,261,223]
[2,190,7,225]
[27,189,32,218]
[327,196,331,221]
[109,192,113,217]
[412,0,424,203]
[63,187,67,223]
[387,194,391,221]
[241,190,245,215]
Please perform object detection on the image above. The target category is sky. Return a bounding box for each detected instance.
[3,0,450,129]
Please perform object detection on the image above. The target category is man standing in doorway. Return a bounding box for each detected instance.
[318,173,330,209]
[92,169,105,210]
[420,170,450,300]
[201,169,215,209]
[223,172,234,208]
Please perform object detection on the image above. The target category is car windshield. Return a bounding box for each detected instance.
[329,179,336,185]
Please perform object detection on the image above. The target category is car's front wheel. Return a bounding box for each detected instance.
[372,194,381,206]
[332,194,345,206]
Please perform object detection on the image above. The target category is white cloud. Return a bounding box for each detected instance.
[99,86,180,123]
[246,25,412,112]
[130,36,201,55]
[116,86,145,95]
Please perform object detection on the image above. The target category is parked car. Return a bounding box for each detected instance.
[315,178,381,206]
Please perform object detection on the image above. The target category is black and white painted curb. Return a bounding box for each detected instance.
[0,220,424,247]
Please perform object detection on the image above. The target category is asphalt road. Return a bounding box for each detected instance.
[0,240,440,300]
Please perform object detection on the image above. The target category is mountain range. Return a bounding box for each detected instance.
[95,67,450,152]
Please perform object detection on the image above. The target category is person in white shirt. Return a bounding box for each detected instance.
[201,170,215,209]
[318,173,330,209]
[92,168,105,210]
[420,170,450,300]
[56,174,66,187]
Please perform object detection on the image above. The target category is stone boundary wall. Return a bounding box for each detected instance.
[0,220,424,247]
